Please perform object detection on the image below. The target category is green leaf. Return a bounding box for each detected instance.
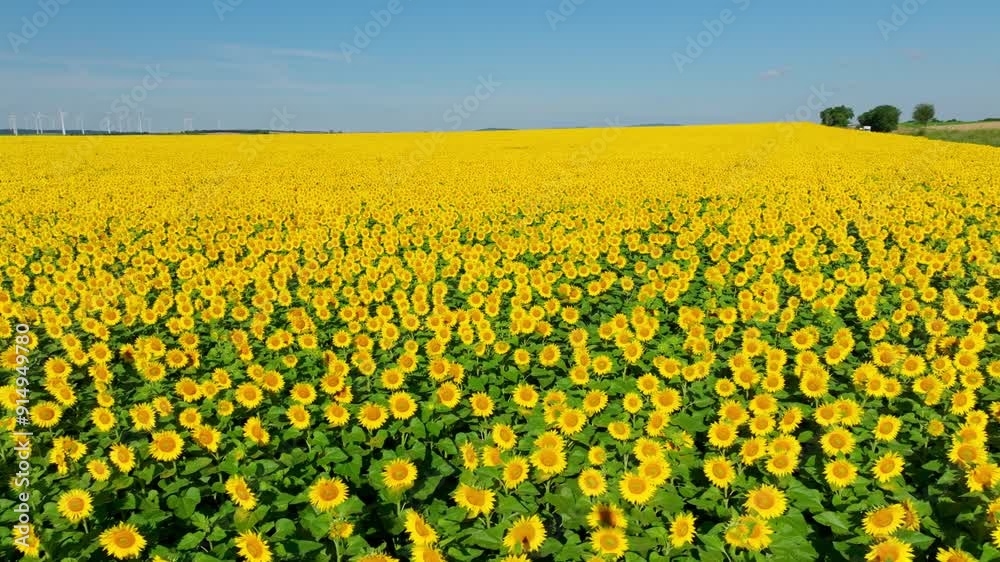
[288,540,326,556]
[218,457,239,475]
[981,544,1000,562]
[190,512,210,531]
[176,531,206,551]
[464,524,503,550]
[921,460,943,472]
[176,487,201,518]
[207,526,227,542]
[497,495,527,516]
[182,456,214,475]
[697,524,728,562]
[318,447,348,464]
[409,418,427,439]
[338,455,364,485]
[630,535,657,554]
[786,479,825,514]
[302,511,332,539]
[426,420,444,437]
[538,537,564,557]
[273,518,297,539]
[770,511,818,561]
[896,530,934,551]
[311,431,330,449]
[814,511,852,535]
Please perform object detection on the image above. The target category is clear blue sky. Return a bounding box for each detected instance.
[1,0,997,132]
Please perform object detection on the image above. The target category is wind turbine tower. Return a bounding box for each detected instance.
[7,113,16,135]
[58,108,67,135]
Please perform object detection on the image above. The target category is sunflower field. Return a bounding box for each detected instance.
[0,123,998,562]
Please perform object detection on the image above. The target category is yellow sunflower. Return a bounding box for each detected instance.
[586,503,627,529]
[225,475,257,510]
[99,522,146,559]
[503,514,546,553]
[148,431,184,462]
[404,510,438,546]
[110,444,136,473]
[502,457,530,489]
[309,476,349,512]
[469,392,495,417]
[453,484,495,517]
[873,415,902,442]
[863,504,905,537]
[669,512,696,547]
[531,447,567,476]
[872,452,905,483]
[704,456,735,489]
[389,392,418,420]
[234,531,273,562]
[824,459,858,489]
[578,468,607,497]
[865,537,913,562]
[590,527,628,559]
[358,403,389,431]
[619,472,656,505]
[86,459,111,481]
[56,489,94,524]
[744,485,787,519]
[382,459,418,492]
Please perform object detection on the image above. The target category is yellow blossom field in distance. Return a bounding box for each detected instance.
[1,123,999,562]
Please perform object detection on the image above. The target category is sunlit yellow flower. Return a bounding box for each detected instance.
[309,476,349,512]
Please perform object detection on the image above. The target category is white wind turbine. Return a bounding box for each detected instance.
[117,115,124,133]
[138,110,144,134]
[34,112,46,134]
[104,113,112,134]
[7,113,16,136]
[58,108,67,135]
[76,115,85,135]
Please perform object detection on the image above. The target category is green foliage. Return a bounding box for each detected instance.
[920,128,1000,148]
[912,103,936,125]
[820,106,854,127]
[859,105,902,132]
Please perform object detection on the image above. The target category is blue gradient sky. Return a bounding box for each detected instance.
[2,0,997,131]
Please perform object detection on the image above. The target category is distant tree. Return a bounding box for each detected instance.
[820,106,855,127]
[858,105,902,132]
[912,103,935,125]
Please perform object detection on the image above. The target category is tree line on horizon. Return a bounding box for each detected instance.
[819,103,939,132]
